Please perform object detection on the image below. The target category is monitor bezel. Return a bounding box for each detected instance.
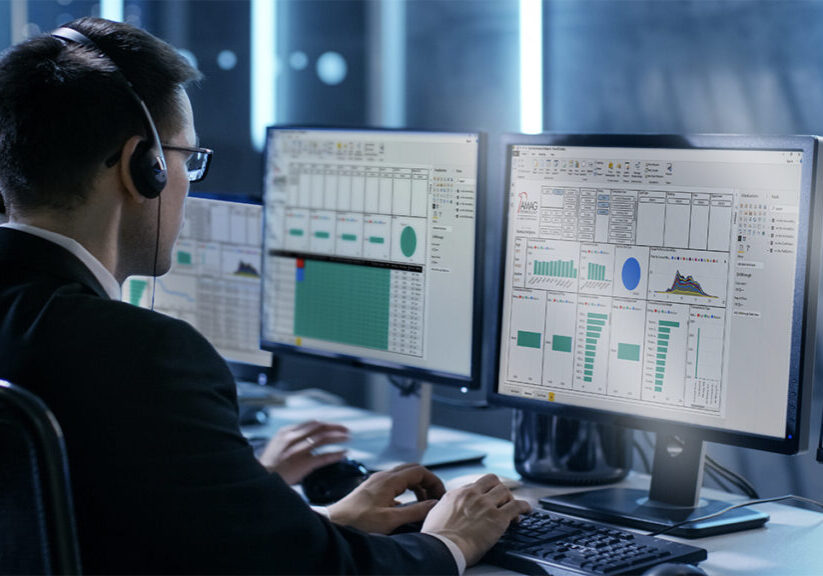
[258,125,487,388]
[488,133,820,454]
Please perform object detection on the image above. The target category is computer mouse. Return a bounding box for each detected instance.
[642,562,708,576]
[301,458,370,505]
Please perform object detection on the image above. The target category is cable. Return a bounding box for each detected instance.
[150,194,161,311]
[704,454,759,499]
[648,494,823,537]
[632,438,651,474]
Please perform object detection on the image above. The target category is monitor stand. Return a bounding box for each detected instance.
[356,380,486,471]
[539,433,768,538]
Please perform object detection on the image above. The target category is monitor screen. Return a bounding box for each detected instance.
[260,127,483,386]
[493,134,818,452]
[123,193,273,368]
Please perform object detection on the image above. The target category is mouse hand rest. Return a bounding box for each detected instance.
[301,458,370,505]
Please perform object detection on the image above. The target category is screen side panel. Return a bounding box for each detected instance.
[496,143,807,441]
[122,196,273,368]
[260,129,480,382]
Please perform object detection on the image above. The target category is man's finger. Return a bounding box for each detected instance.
[390,500,438,525]
[389,464,446,499]
[471,473,502,493]
[500,498,533,520]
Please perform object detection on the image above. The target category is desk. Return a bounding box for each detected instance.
[242,396,823,575]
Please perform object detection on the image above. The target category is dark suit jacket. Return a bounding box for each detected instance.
[0,227,456,575]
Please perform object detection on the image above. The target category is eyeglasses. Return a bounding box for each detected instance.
[161,144,213,183]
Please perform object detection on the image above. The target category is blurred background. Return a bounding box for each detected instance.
[3,0,822,501]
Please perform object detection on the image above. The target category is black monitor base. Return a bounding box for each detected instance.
[540,487,768,538]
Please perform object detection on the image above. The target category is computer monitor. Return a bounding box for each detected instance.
[491,134,822,537]
[123,193,273,373]
[260,127,485,468]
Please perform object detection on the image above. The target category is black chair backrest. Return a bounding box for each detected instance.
[0,380,81,574]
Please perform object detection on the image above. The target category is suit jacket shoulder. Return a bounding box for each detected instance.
[0,228,457,575]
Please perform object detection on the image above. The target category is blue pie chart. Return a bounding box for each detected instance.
[621,257,641,291]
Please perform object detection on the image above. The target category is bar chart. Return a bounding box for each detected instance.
[574,296,612,393]
[542,293,578,389]
[526,238,580,291]
[643,303,689,405]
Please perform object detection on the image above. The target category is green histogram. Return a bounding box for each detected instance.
[655,320,679,391]
[583,312,607,382]
[177,251,192,265]
[552,335,573,353]
[534,259,577,278]
[617,343,640,362]
[587,262,606,281]
[517,331,542,349]
[129,279,148,307]
[295,260,390,350]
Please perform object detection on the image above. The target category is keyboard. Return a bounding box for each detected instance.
[484,510,707,575]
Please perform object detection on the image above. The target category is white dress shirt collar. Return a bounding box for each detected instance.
[1,222,121,300]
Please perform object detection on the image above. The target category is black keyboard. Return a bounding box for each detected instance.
[484,510,707,575]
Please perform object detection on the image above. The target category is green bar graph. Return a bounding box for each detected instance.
[341,233,357,241]
[368,236,385,244]
[314,231,330,239]
[517,331,542,349]
[288,228,304,236]
[128,279,148,307]
[552,335,573,353]
[582,312,607,382]
[534,259,578,278]
[177,250,192,265]
[617,343,640,362]
[588,262,606,281]
[653,319,679,392]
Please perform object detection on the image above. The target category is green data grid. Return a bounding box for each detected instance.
[368,236,385,244]
[295,260,390,350]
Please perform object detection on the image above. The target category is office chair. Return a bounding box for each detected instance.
[0,380,82,574]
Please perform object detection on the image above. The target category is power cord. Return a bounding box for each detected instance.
[648,494,823,537]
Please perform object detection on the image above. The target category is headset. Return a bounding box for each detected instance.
[51,26,167,199]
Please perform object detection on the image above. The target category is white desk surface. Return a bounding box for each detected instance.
[245,396,823,576]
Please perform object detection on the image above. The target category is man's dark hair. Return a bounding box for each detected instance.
[0,17,202,212]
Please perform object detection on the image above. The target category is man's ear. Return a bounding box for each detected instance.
[118,135,146,203]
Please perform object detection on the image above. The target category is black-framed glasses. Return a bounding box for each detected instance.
[162,144,213,183]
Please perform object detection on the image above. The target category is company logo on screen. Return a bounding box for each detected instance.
[517,191,539,218]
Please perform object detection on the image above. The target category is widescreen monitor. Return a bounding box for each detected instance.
[123,193,273,370]
[260,127,485,467]
[491,134,821,536]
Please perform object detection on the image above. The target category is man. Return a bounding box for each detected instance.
[0,17,530,574]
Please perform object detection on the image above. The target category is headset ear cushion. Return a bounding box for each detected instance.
[130,140,167,199]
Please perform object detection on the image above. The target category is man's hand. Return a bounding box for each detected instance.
[259,420,349,485]
[421,474,532,567]
[327,463,446,534]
